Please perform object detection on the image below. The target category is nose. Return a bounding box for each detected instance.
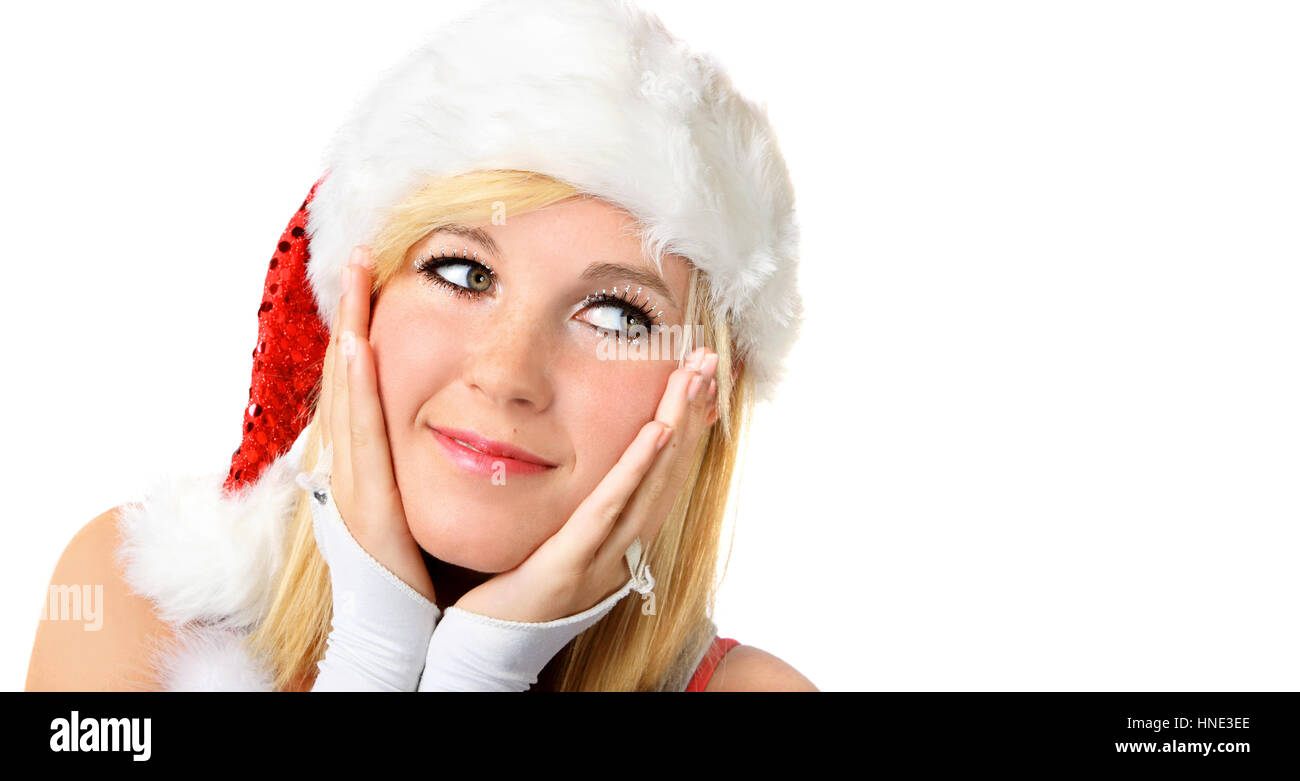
[462,306,554,413]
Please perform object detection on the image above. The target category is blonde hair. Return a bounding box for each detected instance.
[247,169,753,690]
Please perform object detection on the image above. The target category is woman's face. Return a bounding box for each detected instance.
[368,195,693,572]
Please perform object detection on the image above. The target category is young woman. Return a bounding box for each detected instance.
[26,0,813,691]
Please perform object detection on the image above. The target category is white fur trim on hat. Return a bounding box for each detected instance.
[113,427,311,630]
[304,0,802,401]
[150,625,275,692]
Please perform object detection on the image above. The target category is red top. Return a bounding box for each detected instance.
[685,636,741,691]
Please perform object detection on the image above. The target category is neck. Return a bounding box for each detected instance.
[422,551,494,613]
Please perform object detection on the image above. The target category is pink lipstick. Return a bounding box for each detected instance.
[430,426,559,477]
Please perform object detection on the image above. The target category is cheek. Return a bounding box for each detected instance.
[363,286,676,571]
[561,352,674,494]
[369,292,467,431]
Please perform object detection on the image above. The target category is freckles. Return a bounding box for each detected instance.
[565,353,672,479]
[369,290,464,416]
[565,343,675,418]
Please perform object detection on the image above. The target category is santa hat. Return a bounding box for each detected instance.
[117,0,802,635]
[306,0,802,392]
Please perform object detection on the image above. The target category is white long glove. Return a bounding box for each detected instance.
[417,540,657,691]
[295,442,441,691]
[296,441,657,692]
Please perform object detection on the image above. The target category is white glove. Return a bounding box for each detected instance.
[417,539,656,691]
[295,441,441,691]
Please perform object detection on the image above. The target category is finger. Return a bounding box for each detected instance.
[318,274,344,452]
[608,349,709,522]
[635,346,703,443]
[637,348,712,489]
[344,262,403,519]
[703,378,719,426]
[548,419,671,563]
[342,247,374,345]
[599,349,719,571]
[542,348,702,560]
[330,262,357,499]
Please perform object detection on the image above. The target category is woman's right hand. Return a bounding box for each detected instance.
[300,245,440,691]
[318,245,435,603]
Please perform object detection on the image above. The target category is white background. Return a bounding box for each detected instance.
[3,0,1298,692]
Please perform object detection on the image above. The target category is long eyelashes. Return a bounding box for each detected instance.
[413,245,496,299]
[580,285,664,330]
[413,248,666,331]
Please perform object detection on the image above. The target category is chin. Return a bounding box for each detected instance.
[406,504,553,574]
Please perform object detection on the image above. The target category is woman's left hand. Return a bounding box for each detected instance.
[452,346,721,623]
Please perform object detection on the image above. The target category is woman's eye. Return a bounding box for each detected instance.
[434,261,492,292]
[577,303,649,335]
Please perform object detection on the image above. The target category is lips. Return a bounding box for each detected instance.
[430,425,558,477]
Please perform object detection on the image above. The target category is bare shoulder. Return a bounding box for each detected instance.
[25,506,178,691]
[704,644,819,692]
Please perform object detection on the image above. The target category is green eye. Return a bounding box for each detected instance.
[464,265,491,291]
[416,255,496,297]
[437,261,492,291]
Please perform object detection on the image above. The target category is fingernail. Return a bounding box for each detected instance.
[341,330,356,363]
[685,348,703,371]
[701,352,719,382]
[350,246,365,265]
[341,263,352,295]
[687,373,704,402]
[656,425,673,451]
[353,246,376,274]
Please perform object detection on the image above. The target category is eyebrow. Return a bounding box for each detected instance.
[428,224,502,257]
[430,225,678,312]
[579,262,677,312]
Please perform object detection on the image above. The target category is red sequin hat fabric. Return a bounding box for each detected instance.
[222,175,332,496]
